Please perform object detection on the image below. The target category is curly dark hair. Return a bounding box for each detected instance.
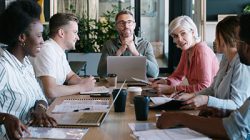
[0,0,41,47]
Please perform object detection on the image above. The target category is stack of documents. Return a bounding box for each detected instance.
[128,123,211,140]
[22,127,88,140]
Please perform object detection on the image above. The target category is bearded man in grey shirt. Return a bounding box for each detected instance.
[97,10,159,78]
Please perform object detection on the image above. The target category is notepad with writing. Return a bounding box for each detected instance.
[52,99,110,113]
[149,96,185,110]
[80,86,109,94]
[22,126,88,140]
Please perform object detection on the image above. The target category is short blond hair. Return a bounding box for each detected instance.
[169,15,200,42]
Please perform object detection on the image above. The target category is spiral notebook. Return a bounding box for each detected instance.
[50,81,126,126]
[51,98,110,113]
[79,86,109,95]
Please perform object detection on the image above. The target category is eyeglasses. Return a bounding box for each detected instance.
[116,20,135,27]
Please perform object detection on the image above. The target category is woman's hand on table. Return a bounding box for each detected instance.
[2,113,29,140]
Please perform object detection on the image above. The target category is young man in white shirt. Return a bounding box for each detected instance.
[30,13,96,100]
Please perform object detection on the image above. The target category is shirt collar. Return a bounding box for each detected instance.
[49,38,65,56]
[229,53,239,67]
[1,48,29,70]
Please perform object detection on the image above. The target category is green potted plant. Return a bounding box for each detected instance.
[67,5,123,75]
[73,4,119,53]
[243,4,250,13]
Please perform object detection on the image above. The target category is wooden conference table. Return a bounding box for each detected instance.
[46,82,199,140]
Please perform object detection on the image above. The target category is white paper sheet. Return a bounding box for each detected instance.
[150,96,173,105]
[132,77,150,84]
[22,127,88,140]
[128,123,211,140]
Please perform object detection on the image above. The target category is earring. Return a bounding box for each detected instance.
[21,42,26,48]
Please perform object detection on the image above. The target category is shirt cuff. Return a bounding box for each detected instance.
[207,96,218,108]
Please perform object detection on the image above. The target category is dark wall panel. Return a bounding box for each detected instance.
[0,0,5,14]
[44,0,50,21]
[207,0,250,21]
[167,0,192,73]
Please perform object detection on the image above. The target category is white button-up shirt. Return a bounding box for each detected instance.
[30,38,71,85]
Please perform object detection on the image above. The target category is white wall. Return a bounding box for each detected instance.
[205,22,217,48]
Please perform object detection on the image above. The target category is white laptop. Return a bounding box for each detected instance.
[107,56,147,82]
[50,81,126,127]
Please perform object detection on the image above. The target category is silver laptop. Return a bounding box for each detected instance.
[107,56,147,82]
[50,81,126,127]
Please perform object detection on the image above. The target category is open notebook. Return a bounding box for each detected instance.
[50,81,126,127]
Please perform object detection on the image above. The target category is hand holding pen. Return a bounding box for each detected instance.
[150,78,166,85]
[169,90,185,99]
[179,93,196,101]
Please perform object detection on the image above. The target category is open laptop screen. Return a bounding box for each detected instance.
[50,81,126,127]
[107,56,147,82]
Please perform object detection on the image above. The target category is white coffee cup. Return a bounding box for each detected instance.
[127,87,142,105]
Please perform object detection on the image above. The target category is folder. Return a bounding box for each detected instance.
[149,96,185,110]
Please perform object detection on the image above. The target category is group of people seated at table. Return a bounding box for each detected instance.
[0,0,250,140]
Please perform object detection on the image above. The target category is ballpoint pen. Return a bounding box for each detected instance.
[171,90,185,99]
[73,107,90,112]
[153,78,161,82]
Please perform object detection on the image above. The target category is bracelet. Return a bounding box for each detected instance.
[164,79,168,84]
[38,104,47,112]
[174,86,177,92]
[0,114,6,125]
[1,116,5,123]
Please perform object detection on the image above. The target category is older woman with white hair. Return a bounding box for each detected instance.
[151,15,219,95]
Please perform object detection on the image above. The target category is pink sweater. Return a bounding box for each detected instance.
[167,42,219,93]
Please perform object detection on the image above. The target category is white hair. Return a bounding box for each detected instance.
[169,15,200,42]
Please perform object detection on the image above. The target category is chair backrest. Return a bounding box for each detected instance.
[69,61,87,75]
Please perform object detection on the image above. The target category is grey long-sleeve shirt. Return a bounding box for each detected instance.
[97,36,159,78]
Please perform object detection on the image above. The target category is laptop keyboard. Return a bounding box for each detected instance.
[76,112,105,124]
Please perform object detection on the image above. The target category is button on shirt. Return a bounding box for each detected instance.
[30,38,71,85]
[0,48,46,138]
